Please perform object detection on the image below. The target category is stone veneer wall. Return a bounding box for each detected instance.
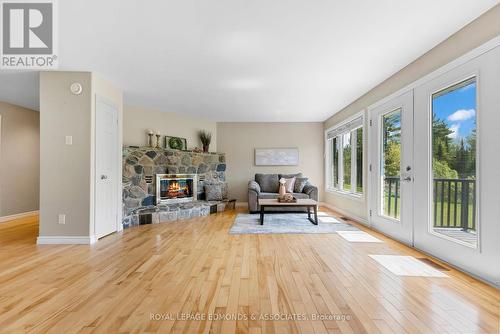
[122,146,226,216]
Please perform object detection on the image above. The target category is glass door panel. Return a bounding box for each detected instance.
[355,128,363,193]
[381,109,402,220]
[431,77,477,247]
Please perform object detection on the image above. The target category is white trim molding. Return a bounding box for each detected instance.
[37,235,97,245]
[0,210,39,223]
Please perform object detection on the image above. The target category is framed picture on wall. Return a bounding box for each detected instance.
[254,148,299,166]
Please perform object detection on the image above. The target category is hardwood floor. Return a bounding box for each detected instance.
[0,209,498,333]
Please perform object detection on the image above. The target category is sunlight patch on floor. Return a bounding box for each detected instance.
[369,255,448,277]
[318,216,340,223]
[337,231,383,243]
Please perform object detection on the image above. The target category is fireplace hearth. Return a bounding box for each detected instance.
[156,174,197,204]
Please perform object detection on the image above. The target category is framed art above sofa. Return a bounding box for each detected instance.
[254,148,299,166]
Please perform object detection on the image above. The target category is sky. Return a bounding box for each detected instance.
[432,81,477,141]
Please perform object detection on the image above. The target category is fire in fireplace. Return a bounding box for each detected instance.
[156,174,197,204]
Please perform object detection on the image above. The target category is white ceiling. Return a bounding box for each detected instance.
[0,0,498,121]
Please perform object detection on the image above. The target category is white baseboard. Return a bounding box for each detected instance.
[0,210,39,223]
[319,202,369,226]
[235,202,248,208]
[37,235,97,245]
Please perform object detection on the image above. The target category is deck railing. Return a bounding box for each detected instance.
[384,177,476,231]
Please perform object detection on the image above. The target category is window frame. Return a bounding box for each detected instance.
[325,112,365,199]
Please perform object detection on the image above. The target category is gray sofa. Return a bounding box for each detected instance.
[248,173,318,213]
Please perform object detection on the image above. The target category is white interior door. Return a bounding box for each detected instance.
[95,98,118,239]
[369,91,414,245]
[413,45,500,284]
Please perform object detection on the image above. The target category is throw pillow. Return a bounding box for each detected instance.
[284,177,296,193]
[294,177,309,193]
[220,182,228,199]
[255,174,279,193]
[205,181,228,199]
[279,173,303,180]
[205,184,223,201]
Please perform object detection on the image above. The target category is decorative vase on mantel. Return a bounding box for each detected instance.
[147,130,154,147]
[199,130,212,153]
[155,132,161,148]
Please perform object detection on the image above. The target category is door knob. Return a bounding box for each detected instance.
[101,175,108,180]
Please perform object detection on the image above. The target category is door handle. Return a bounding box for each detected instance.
[401,176,412,182]
[101,175,108,180]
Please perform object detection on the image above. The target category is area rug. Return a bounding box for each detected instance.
[229,213,360,234]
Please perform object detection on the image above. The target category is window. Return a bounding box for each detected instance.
[332,137,339,189]
[342,132,352,191]
[326,115,364,195]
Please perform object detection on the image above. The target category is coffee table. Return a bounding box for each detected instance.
[258,198,318,225]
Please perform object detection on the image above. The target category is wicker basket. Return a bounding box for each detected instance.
[277,196,297,203]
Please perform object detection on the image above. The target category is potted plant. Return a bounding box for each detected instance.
[199,130,212,153]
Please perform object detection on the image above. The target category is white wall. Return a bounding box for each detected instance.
[323,5,500,221]
[123,106,217,151]
[39,71,122,242]
[39,72,93,237]
[0,102,39,218]
[217,122,324,202]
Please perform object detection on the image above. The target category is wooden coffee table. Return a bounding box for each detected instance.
[258,198,318,225]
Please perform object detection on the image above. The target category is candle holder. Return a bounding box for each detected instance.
[147,133,154,147]
[155,134,161,148]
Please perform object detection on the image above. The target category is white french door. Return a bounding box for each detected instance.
[368,91,414,245]
[413,45,500,283]
[368,44,500,285]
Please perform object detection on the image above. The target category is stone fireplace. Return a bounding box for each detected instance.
[156,174,197,204]
[122,146,226,219]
